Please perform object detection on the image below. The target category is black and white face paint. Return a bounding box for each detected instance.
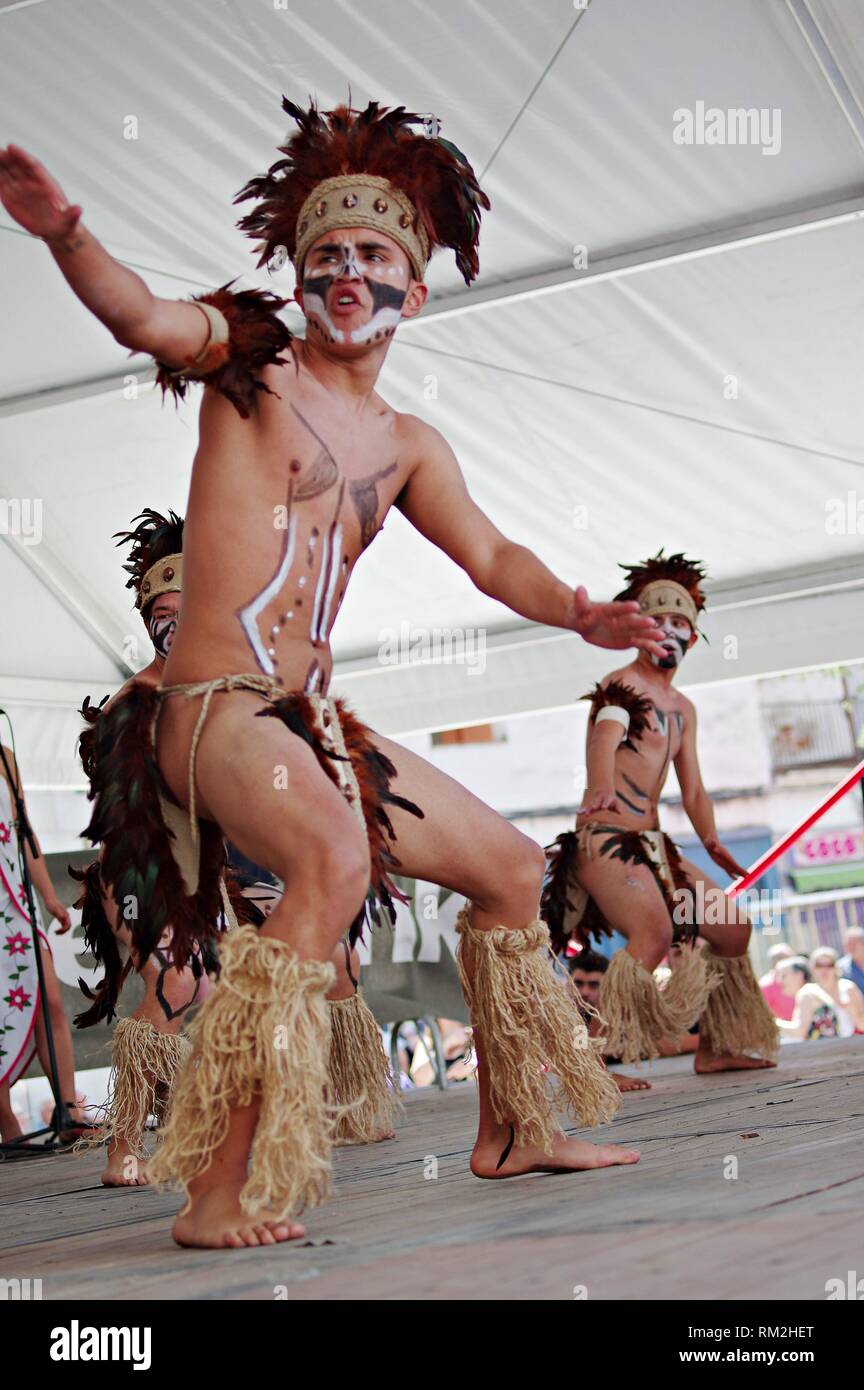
[650,614,692,670]
[303,240,409,345]
[149,610,177,659]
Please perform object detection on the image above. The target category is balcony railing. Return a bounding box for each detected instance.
[762,701,858,770]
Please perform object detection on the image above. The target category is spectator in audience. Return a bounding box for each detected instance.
[409,1018,474,1087]
[838,927,864,996]
[775,956,841,1040]
[567,949,651,1092]
[809,947,864,1035]
[568,949,610,1018]
[759,942,796,1022]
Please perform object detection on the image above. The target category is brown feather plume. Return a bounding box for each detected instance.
[83,683,226,975]
[224,867,267,928]
[77,694,110,782]
[615,549,707,613]
[69,860,131,1027]
[154,283,292,420]
[235,99,490,284]
[113,508,184,613]
[542,832,614,953]
[583,679,654,750]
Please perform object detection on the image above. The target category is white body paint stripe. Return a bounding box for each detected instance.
[309,526,332,642]
[316,522,344,642]
[237,513,298,676]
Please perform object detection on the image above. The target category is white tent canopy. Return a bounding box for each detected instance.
[2,0,864,819]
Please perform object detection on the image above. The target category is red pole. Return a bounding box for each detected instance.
[726,758,864,898]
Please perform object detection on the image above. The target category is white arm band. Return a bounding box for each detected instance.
[165,300,230,379]
[594,705,630,733]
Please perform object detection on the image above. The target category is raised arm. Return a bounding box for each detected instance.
[397,422,664,656]
[674,700,748,880]
[0,144,212,365]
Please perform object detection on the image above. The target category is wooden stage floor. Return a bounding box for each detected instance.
[2,1037,862,1301]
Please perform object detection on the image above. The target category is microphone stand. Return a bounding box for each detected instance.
[0,734,74,1157]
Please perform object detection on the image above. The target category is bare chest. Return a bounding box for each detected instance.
[183,384,413,683]
[264,392,408,556]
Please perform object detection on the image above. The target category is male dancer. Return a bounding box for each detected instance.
[72,510,213,1185]
[543,552,778,1071]
[1,101,663,1249]
[74,509,396,1181]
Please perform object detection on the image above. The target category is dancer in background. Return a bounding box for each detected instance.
[543,551,778,1073]
[72,510,214,1185]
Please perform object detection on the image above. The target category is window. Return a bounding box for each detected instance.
[433,724,495,746]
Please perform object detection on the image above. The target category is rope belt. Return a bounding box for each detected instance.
[156,673,365,844]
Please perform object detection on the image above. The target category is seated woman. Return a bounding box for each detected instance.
[808,947,864,1036]
[774,956,842,1040]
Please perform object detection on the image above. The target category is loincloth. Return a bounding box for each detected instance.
[541,822,697,955]
[80,673,422,1002]
[70,855,261,1028]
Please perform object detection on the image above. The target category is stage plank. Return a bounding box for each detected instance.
[1,1038,862,1300]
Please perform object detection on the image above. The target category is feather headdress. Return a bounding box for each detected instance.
[114,509,184,612]
[615,549,707,630]
[235,99,490,284]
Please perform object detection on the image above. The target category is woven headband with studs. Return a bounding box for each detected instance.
[294,174,430,280]
[637,579,699,629]
[137,553,183,610]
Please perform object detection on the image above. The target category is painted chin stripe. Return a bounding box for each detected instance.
[303,274,407,345]
[303,292,345,343]
[149,617,176,657]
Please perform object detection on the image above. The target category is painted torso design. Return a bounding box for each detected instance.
[164,361,415,695]
[577,669,688,833]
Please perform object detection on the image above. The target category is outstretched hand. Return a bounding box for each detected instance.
[0,144,81,242]
[571,586,665,658]
[703,836,749,882]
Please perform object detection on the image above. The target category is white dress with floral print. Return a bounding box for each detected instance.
[0,777,48,1089]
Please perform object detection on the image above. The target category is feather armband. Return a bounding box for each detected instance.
[154,282,292,419]
[583,680,653,750]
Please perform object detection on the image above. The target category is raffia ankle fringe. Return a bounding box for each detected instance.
[662,943,722,1032]
[597,949,699,1064]
[328,992,403,1145]
[700,950,779,1059]
[455,908,620,1154]
[75,1016,190,1157]
[147,926,336,1218]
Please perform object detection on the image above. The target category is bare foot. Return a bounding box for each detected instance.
[695,1053,777,1074]
[171,1178,308,1249]
[612,1072,652,1093]
[471,1128,640,1179]
[102,1139,150,1187]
